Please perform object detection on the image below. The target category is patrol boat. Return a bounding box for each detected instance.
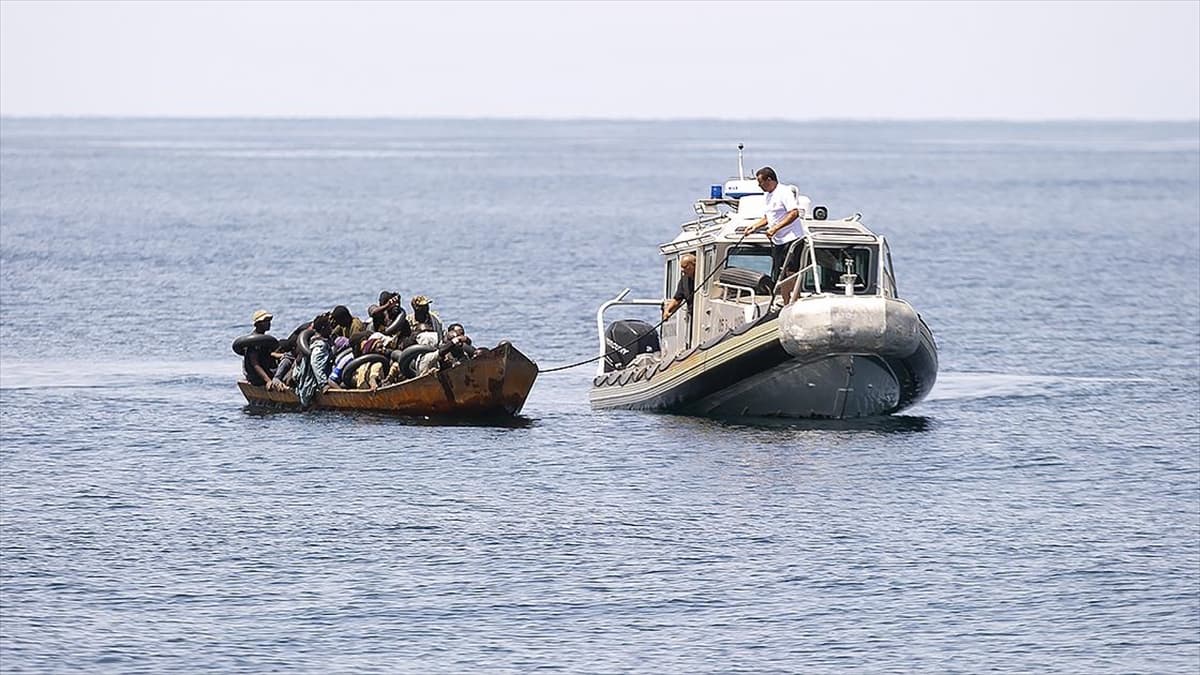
[590,149,938,419]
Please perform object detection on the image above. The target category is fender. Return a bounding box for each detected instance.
[384,308,409,336]
[396,344,437,379]
[298,328,315,356]
[341,353,390,386]
[232,333,279,356]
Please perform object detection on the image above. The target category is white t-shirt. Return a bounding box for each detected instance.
[764,185,811,244]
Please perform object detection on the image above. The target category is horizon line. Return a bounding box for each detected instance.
[2,113,1199,124]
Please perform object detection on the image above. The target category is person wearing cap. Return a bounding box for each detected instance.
[243,310,280,388]
[407,295,443,340]
[745,166,811,245]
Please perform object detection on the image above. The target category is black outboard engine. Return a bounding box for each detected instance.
[604,319,661,372]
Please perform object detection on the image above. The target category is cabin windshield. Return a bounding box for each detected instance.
[725,245,774,277]
[799,245,876,294]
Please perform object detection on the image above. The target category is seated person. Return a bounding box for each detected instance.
[291,312,341,407]
[417,323,478,376]
[367,291,407,335]
[353,332,397,390]
[330,305,366,339]
[407,295,444,339]
[329,336,354,385]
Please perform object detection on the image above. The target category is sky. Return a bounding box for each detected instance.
[1,0,1197,120]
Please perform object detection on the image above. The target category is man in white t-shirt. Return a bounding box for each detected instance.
[746,166,810,244]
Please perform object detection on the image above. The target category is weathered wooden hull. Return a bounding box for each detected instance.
[239,342,538,417]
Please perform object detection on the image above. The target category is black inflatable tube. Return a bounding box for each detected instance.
[383,308,408,336]
[298,328,315,356]
[232,333,279,356]
[396,344,436,379]
[341,353,390,386]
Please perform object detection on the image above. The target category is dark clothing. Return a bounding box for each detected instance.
[242,345,278,386]
[673,275,695,311]
[369,306,407,336]
[409,310,444,340]
[332,316,366,340]
[438,337,477,370]
[273,354,296,384]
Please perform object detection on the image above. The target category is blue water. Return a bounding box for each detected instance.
[1,119,1198,673]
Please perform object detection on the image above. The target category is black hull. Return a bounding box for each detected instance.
[590,316,938,419]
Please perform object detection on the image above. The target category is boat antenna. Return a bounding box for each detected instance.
[737,143,745,180]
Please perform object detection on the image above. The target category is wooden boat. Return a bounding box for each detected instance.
[238,341,538,417]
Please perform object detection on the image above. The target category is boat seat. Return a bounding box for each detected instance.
[718,266,773,298]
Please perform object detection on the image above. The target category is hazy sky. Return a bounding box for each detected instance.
[1,0,1197,119]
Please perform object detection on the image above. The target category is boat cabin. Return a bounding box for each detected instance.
[595,175,899,375]
[657,194,900,354]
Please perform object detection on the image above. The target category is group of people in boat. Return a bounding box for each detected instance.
[235,292,482,407]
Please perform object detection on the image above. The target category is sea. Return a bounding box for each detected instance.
[1,118,1197,673]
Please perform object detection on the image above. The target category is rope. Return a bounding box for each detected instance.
[537,230,753,374]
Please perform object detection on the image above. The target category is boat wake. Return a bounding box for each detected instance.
[925,371,1157,403]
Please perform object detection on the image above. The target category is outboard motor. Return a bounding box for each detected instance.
[604,319,661,372]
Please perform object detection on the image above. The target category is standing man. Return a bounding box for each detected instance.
[662,254,697,321]
[746,166,810,244]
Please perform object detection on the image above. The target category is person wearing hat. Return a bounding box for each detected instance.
[407,295,443,339]
[243,310,280,388]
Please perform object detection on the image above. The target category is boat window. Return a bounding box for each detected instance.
[806,246,874,293]
[664,258,677,299]
[702,246,717,293]
[881,240,898,297]
[725,245,774,277]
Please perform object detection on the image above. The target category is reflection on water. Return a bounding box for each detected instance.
[241,404,537,428]
[681,413,931,432]
[701,413,933,433]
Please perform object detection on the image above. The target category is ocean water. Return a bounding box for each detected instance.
[1,119,1197,673]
